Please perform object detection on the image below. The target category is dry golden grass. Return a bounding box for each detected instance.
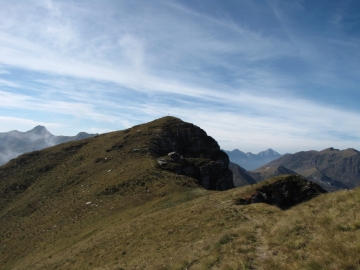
[4,181,360,269]
[259,188,360,270]
[1,117,360,269]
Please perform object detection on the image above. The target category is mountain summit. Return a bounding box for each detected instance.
[0,117,358,269]
[0,117,235,268]
[0,126,97,166]
[28,125,52,135]
[224,148,281,170]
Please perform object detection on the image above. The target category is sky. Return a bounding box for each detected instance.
[0,0,360,154]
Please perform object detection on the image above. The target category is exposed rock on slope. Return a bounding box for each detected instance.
[0,116,234,268]
[0,117,233,269]
[1,117,359,270]
[234,175,327,209]
[264,147,360,191]
[149,117,234,190]
[0,117,234,210]
[0,125,97,165]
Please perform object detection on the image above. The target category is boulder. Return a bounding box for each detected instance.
[235,175,327,209]
[168,152,182,162]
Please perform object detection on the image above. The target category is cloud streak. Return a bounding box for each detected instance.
[0,0,360,153]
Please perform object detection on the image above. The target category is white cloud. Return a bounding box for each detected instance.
[0,79,19,87]
[93,95,360,154]
[0,89,120,123]
[118,35,145,69]
[0,0,359,153]
[0,69,10,74]
[0,116,62,132]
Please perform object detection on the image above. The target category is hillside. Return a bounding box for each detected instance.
[0,125,97,165]
[224,148,281,170]
[264,147,360,191]
[248,165,299,183]
[1,117,360,269]
[229,162,257,187]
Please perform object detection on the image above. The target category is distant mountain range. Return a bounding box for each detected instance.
[227,147,360,192]
[2,125,360,193]
[258,147,360,191]
[0,126,97,165]
[224,148,282,170]
[2,116,352,269]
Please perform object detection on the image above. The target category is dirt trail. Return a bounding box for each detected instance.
[251,225,273,270]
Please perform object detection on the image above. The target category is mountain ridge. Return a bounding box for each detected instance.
[229,162,257,187]
[1,116,359,269]
[224,148,282,170]
[0,126,98,166]
[248,165,299,183]
[261,147,360,191]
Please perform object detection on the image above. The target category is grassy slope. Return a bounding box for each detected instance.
[249,166,298,183]
[2,177,360,269]
[1,117,360,269]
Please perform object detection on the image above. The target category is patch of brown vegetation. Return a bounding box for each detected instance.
[234,175,327,209]
[1,117,360,269]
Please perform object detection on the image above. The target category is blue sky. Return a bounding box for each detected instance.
[0,0,360,154]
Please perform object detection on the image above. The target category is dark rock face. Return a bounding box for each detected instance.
[235,175,327,209]
[158,152,234,190]
[150,117,234,191]
[149,119,222,160]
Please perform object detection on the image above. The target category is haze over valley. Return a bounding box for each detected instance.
[1,1,360,268]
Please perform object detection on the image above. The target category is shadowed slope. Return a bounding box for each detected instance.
[234,175,327,209]
[265,147,360,190]
[229,162,257,187]
[0,116,234,269]
[249,165,299,183]
[1,118,360,269]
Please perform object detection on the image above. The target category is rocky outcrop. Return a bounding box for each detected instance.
[157,152,233,190]
[235,175,327,209]
[148,118,224,160]
[151,117,234,191]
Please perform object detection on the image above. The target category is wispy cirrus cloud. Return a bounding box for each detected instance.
[0,116,63,132]
[0,0,360,153]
